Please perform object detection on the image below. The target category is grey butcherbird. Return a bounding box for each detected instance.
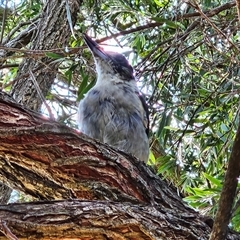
[77,33,149,162]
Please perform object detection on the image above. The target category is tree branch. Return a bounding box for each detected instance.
[210,117,240,239]
[0,91,188,208]
[0,200,211,240]
[0,92,240,239]
[236,0,240,23]
[96,1,236,43]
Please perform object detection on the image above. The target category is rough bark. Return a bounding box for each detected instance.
[0,91,188,206]
[209,119,240,240]
[1,0,82,206]
[10,0,82,111]
[0,0,40,205]
[0,200,210,240]
[0,184,11,204]
[236,0,240,23]
[0,91,240,239]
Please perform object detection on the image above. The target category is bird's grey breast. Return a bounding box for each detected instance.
[78,82,149,162]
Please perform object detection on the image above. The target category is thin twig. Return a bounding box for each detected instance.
[0,63,19,70]
[232,193,240,217]
[185,0,240,54]
[29,69,55,120]
[0,46,82,57]
[97,22,162,43]
[0,220,18,240]
[2,13,41,44]
[0,0,8,44]
[96,1,236,43]
[175,1,236,20]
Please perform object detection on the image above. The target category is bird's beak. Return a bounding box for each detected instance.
[83,33,108,61]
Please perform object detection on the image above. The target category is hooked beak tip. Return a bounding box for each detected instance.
[83,33,107,60]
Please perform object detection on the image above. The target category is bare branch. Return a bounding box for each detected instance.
[236,0,240,23]
[0,220,18,240]
[29,69,55,120]
[96,1,236,43]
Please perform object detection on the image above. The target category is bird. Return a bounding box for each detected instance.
[77,33,149,162]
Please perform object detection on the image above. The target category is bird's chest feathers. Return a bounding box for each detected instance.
[84,82,143,119]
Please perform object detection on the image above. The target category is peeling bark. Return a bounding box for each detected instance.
[0,90,240,239]
[0,92,188,207]
[0,200,210,240]
[1,0,82,204]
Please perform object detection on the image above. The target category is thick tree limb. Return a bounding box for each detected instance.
[0,91,188,208]
[0,200,210,240]
[1,0,83,204]
[0,90,240,239]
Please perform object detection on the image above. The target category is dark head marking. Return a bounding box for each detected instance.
[83,33,134,80]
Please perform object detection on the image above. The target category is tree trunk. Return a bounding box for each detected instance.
[0,0,82,206]
[0,91,239,239]
[10,0,82,111]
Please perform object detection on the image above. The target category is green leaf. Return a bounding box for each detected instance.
[45,52,63,59]
[77,69,96,101]
[151,17,184,29]
[164,126,179,131]
[202,173,222,188]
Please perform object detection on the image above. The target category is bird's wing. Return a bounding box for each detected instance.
[137,92,149,136]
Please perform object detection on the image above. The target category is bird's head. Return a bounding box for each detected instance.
[83,33,134,81]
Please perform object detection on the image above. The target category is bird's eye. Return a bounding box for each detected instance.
[122,66,131,74]
[122,66,134,79]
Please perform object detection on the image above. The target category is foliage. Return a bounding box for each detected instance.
[0,0,240,231]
